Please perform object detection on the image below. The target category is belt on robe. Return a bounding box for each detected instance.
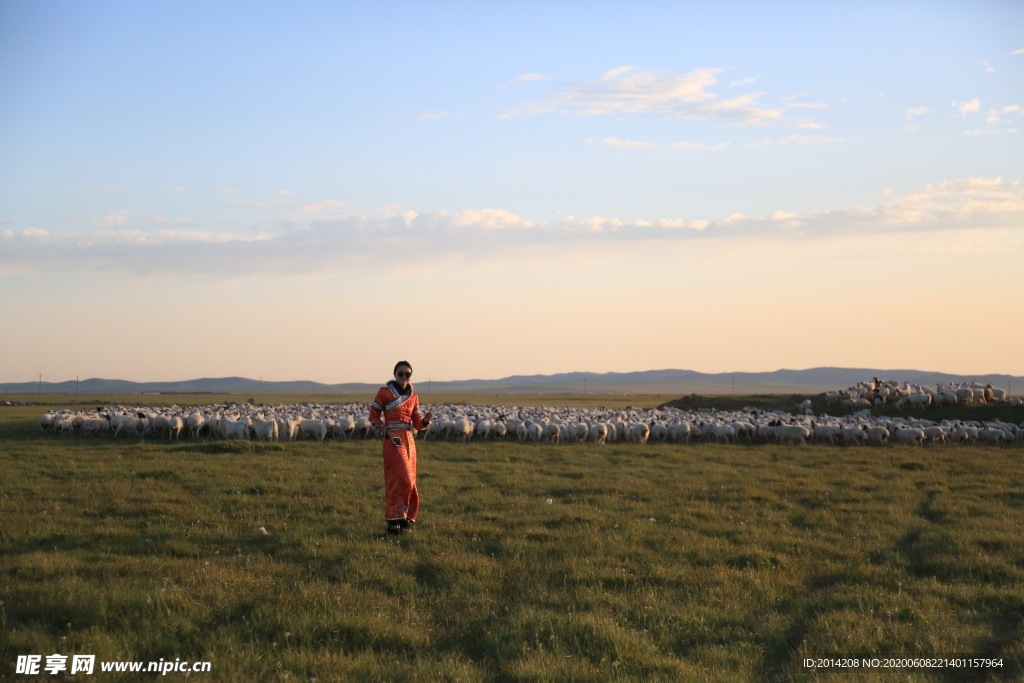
[386,422,413,430]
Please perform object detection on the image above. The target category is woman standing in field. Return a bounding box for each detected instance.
[369,361,432,535]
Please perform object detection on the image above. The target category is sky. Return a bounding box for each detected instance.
[1,1,1022,383]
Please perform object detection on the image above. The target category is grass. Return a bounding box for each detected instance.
[1,404,1023,682]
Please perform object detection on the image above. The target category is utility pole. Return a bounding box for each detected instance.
[38,373,42,394]
[76,375,79,397]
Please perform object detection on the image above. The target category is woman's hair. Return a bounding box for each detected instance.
[393,360,413,375]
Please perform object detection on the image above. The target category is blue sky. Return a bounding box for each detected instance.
[2,1,1022,382]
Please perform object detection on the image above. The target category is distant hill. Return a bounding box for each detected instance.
[1,368,1021,396]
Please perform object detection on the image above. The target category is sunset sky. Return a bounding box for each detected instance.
[2,1,1022,383]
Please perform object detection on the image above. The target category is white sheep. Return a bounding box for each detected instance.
[297,418,327,442]
[251,416,279,441]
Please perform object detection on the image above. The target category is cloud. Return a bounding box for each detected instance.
[277,189,295,199]
[965,128,1019,136]
[220,187,240,194]
[503,66,782,124]
[981,60,995,74]
[510,73,551,83]
[778,134,843,145]
[93,211,128,227]
[5,178,1020,281]
[168,186,187,195]
[601,137,658,149]
[954,99,981,116]
[1014,49,1024,55]
[668,140,730,151]
[417,110,451,122]
[905,106,930,119]
[729,77,757,88]
[297,200,349,214]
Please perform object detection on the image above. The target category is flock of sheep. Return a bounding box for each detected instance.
[823,378,1020,413]
[37,380,1022,448]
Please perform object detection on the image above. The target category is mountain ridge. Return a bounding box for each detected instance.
[2,367,1020,395]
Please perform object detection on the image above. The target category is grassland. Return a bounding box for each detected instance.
[1,400,1022,682]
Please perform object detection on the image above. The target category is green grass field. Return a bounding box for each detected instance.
[1,401,1022,682]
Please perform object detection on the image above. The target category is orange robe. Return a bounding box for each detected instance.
[369,382,427,522]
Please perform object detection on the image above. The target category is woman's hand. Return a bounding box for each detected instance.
[423,411,434,426]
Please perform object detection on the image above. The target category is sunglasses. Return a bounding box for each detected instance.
[396,370,412,378]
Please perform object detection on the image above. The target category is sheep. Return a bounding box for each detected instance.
[329,415,355,439]
[186,412,205,438]
[81,416,110,437]
[167,415,184,439]
[222,417,250,440]
[452,418,475,442]
[541,423,560,444]
[588,422,608,445]
[812,422,842,445]
[978,427,1009,445]
[111,413,146,439]
[649,422,669,442]
[776,424,810,445]
[669,421,692,443]
[251,416,279,441]
[297,418,327,442]
[526,422,544,442]
[625,423,649,445]
[571,423,589,444]
[841,425,867,446]
[866,425,889,446]
[893,427,925,446]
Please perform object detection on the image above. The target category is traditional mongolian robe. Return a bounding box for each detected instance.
[369,381,427,523]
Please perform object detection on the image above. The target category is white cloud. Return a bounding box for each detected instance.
[785,101,829,110]
[905,106,930,119]
[778,134,843,145]
[729,76,757,88]
[1013,49,1024,55]
[168,186,187,195]
[277,189,295,199]
[982,60,995,74]
[954,99,981,116]
[93,211,128,227]
[668,140,730,151]
[503,66,782,124]
[221,187,240,194]
[417,110,451,122]
[510,73,551,83]
[451,209,535,230]
[1003,104,1022,114]
[6,178,1020,281]
[796,121,824,130]
[965,128,1019,136]
[297,200,348,214]
[601,137,658,149]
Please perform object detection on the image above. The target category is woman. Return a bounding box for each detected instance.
[369,361,433,535]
